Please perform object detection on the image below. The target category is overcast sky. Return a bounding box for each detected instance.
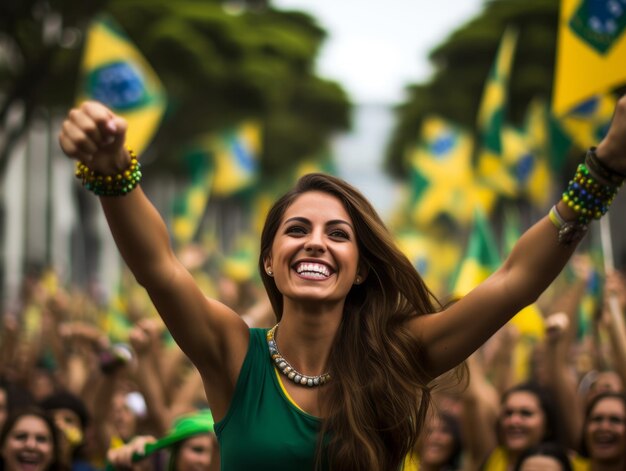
[273,0,485,104]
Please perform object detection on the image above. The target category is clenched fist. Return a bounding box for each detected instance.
[58,101,131,175]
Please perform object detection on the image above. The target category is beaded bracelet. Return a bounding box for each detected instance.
[75,148,142,197]
[585,147,626,187]
[562,162,620,224]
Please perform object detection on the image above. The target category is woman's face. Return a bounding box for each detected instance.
[175,434,214,471]
[585,397,626,463]
[267,191,362,309]
[500,391,546,453]
[420,416,455,467]
[518,455,565,471]
[111,393,137,441]
[1,415,54,471]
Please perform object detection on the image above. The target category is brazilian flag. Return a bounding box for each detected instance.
[553,0,626,115]
[450,209,501,298]
[475,28,519,199]
[77,14,167,154]
[211,121,262,197]
[171,146,214,247]
[407,116,491,227]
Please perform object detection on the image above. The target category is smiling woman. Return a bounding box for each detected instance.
[0,407,65,471]
[580,392,626,469]
[57,97,626,470]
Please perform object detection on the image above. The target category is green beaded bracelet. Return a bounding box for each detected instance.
[75,148,142,197]
[562,162,620,225]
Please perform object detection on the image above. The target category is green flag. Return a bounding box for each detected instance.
[475,27,519,198]
[451,209,501,298]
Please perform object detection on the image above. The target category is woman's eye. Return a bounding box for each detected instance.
[329,229,349,239]
[286,226,306,235]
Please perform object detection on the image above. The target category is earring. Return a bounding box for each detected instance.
[267,268,273,276]
[355,276,361,285]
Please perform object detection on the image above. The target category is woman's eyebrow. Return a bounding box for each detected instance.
[327,219,354,230]
[283,216,353,230]
[284,216,310,225]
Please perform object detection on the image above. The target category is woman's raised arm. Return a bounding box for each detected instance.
[413,95,626,378]
[58,101,250,419]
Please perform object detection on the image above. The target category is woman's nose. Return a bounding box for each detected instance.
[304,231,326,253]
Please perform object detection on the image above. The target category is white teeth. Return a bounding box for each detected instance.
[296,263,330,277]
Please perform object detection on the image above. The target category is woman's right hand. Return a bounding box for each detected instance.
[107,435,157,469]
[58,101,131,175]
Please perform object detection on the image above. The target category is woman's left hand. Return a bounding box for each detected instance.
[596,95,626,174]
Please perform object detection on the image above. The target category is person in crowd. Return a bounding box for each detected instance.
[106,410,217,471]
[578,392,626,471]
[514,442,574,471]
[403,410,464,470]
[467,381,566,471]
[40,391,95,471]
[57,96,626,470]
[0,406,65,471]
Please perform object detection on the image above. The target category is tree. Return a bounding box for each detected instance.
[0,0,351,179]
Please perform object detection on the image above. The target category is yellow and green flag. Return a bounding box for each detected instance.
[211,121,262,196]
[171,147,214,247]
[408,116,489,227]
[501,101,553,210]
[451,209,501,298]
[558,93,616,149]
[395,229,461,298]
[475,27,519,199]
[552,0,626,116]
[77,14,167,154]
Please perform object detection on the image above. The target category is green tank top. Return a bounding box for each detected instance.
[215,328,325,470]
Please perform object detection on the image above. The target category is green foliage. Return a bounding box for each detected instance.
[386,0,559,178]
[95,0,352,177]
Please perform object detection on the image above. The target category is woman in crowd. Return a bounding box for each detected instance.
[403,410,464,470]
[58,97,626,470]
[0,407,65,471]
[578,392,626,471]
[479,382,566,470]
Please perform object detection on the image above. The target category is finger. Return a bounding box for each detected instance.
[81,101,128,146]
[61,119,99,155]
[106,116,129,149]
[58,133,95,163]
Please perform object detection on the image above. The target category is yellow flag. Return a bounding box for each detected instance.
[77,14,167,154]
[552,0,626,115]
[212,121,262,196]
[558,93,616,148]
[408,116,492,227]
[475,28,519,199]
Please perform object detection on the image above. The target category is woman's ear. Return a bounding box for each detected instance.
[354,265,369,285]
[264,256,273,277]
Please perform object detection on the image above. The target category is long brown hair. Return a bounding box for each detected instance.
[259,173,442,470]
[0,406,66,471]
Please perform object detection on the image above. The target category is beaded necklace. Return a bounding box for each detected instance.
[266,323,331,387]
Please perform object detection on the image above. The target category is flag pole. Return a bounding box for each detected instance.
[599,214,626,356]
[600,216,615,273]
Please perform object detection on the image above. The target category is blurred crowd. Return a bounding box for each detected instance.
[1,252,626,471]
